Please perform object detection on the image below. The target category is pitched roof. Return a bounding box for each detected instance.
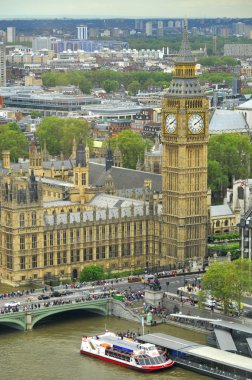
[211,204,234,217]
[89,162,162,192]
[237,99,252,110]
[209,109,249,134]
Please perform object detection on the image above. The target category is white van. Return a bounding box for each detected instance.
[143,274,155,284]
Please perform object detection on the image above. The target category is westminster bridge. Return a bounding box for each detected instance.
[0,298,141,331]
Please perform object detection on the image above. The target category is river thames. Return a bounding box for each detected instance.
[0,310,215,380]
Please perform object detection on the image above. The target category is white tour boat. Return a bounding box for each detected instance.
[80,331,174,372]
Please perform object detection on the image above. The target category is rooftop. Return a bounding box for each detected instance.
[209,109,249,134]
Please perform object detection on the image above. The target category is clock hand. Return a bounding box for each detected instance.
[193,119,201,126]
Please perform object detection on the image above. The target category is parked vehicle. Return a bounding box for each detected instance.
[244,309,252,319]
[4,301,21,308]
[143,274,155,284]
[128,276,141,283]
[60,290,75,296]
[203,298,216,308]
[50,291,62,297]
[38,294,50,300]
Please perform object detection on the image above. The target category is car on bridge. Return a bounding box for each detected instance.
[50,291,62,297]
[38,294,50,300]
[60,289,75,296]
[4,301,21,308]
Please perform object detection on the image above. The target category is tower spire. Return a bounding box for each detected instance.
[177,18,194,63]
[106,140,114,171]
[76,140,86,167]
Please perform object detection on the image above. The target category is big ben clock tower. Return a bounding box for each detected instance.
[162,20,209,265]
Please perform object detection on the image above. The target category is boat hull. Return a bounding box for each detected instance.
[80,350,174,373]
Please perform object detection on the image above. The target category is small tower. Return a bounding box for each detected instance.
[42,140,50,161]
[136,156,142,171]
[70,137,77,160]
[113,145,123,167]
[29,138,42,174]
[104,173,115,195]
[105,141,114,171]
[2,150,10,170]
[73,140,89,204]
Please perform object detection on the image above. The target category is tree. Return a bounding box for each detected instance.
[127,80,141,95]
[103,79,119,93]
[36,117,92,157]
[79,265,104,282]
[208,133,252,195]
[0,123,28,162]
[202,259,252,314]
[108,130,152,169]
[79,77,93,94]
[30,110,42,119]
[199,56,239,67]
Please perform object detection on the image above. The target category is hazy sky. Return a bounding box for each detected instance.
[1,0,252,18]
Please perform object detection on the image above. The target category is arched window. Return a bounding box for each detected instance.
[224,219,229,226]
[153,162,160,174]
[20,213,25,228]
[216,220,220,227]
[31,211,36,227]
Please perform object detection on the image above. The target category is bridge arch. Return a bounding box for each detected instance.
[31,303,108,329]
[0,314,27,331]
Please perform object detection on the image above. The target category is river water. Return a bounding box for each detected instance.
[0,310,215,380]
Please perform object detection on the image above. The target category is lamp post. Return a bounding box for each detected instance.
[166,281,169,292]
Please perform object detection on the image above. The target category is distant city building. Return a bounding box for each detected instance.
[3,91,101,116]
[51,39,128,53]
[233,22,248,36]
[145,22,153,36]
[32,37,52,52]
[224,44,252,58]
[89,27,99,38]
[0,43,6,87]
[157,21,164,37]
[77,25,88,40]
[6,27,16,43]
[135,20,144,31]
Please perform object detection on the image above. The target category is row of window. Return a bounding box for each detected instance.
[15,243,145,270]
[5,211,37,227]
[5,224,148,251]
[43,223,145,247]
[20,212,37,227]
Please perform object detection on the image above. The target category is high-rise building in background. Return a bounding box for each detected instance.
[77,25,88,40]
[0,42,6,86]
[212,35,217,55]
[6,27,16,43]
[145,21,153,36]
[157,21,164,37]
[32,37,52,52]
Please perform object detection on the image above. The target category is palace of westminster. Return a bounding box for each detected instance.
[0,23,226,286]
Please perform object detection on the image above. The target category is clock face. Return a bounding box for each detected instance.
[165,114,177,133]
[188,114,204,134]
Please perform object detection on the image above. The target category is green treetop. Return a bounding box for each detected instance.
[36,117,92,158]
